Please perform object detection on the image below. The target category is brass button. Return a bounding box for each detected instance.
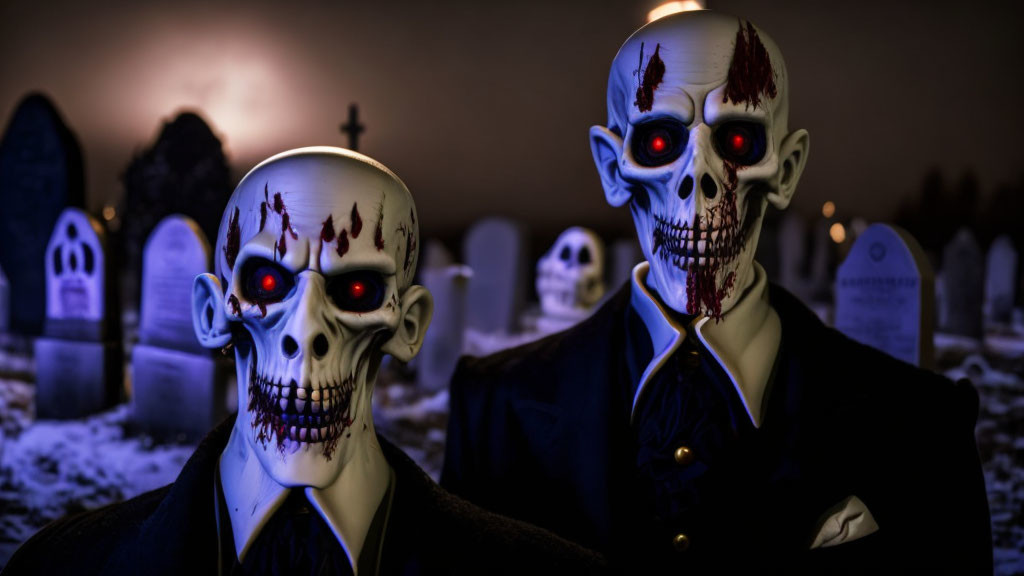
[673,445,695,466]
[672,533,691,553]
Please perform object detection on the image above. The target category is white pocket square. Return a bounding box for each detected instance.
[809,495,879,549]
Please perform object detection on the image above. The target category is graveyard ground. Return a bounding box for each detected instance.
[0,338,1022,573]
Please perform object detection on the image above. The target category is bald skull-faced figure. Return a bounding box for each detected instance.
[590,10,807,320]
[6,148,608,576]
[442,11,991,574]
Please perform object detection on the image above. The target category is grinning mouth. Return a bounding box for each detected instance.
[652,214,740,268]
[247,361,354,458]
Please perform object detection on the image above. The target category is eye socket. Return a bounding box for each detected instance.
[241,258,295,304]
[327,270,387,312]
[713,121,767,166]
[630,118,687,167]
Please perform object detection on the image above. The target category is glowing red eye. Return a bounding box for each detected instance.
[261,274,277,292]
[348,281,366,300]
[730,133,747,152]
[650,136,667,153]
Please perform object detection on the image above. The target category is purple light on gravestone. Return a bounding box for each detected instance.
[835,224,935,369]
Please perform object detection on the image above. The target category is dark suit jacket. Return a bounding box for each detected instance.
[442,282,992,574]
[4,415,606,576]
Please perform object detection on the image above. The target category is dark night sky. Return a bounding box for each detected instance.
[1,0,1022,241]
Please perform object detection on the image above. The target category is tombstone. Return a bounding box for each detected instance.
[941,229,984,339]
[777,212,808,298]
[420,238,454,272]
[0,93,84,335]
[417,265,472,391]
[34,209,122,419]
[609,237,643,292]
[984,235,1017,324]
[120,112,231,311]
[835,224,935,369]
[131,215,230,440]
[463,218,528,334]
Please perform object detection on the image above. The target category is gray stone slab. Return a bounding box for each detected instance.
[0,93,84,335]
[131,344,228,441]
[417,265,471,391]
[463,218,527,334]
[121,112,231,308]
[34,338,121,419]
[985,235,1017,324]
[139,215,210,352]
[941,228,984,339]
[835,224,934,368]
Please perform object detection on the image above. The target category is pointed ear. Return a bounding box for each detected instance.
[767,128,810,210]
[192,273,232,349]
[382,285,433,363]
[590,125,632,208]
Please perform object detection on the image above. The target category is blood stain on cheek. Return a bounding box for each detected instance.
[634,42,665,113]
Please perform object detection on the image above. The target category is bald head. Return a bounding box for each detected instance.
[606,10,790,141]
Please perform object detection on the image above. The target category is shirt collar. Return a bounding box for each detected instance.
[629,261,781,428]
[218,423,391,574]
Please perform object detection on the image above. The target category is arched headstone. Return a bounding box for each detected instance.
[835,224,934,368]
[0,93,84,335]
[131,215,230,440]
[34,209,121,418]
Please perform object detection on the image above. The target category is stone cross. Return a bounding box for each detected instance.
[340,104,365,151]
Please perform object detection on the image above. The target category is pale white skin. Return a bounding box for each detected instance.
[191,147,432,563]
[536,226,606,319]
[590,10,809,317]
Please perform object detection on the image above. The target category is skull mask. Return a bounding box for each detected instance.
[590,11,809,319]
[191,147,431,489]
[536,226,605,319]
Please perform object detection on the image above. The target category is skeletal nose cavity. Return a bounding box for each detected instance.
[312,333,329,358]
[701,174,718,199]
[282,335,299,358]
[678,175,694,199]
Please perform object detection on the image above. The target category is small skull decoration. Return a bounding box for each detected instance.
[191,147,431,490]
[590,11,809,320]
[536,226,605,319]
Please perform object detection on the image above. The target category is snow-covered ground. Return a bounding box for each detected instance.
[0,333,1022,573]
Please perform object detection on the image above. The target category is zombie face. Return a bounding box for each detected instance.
[191,147,431,489]
[590,11,809,319]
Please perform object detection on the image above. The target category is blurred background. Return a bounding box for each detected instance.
[0,0,1022,572]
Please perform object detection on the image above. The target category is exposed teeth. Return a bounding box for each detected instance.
[290,426,297,439]
[311,400,320,414]
[279,397,288,411]
[300,428,307,441]
[312,428,320,441]
[296,387,307,400]
[312,389,321,402]
[295,398,306,413]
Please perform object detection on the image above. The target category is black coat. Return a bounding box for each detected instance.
[442,283,992,574]
[3,416,607,576]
